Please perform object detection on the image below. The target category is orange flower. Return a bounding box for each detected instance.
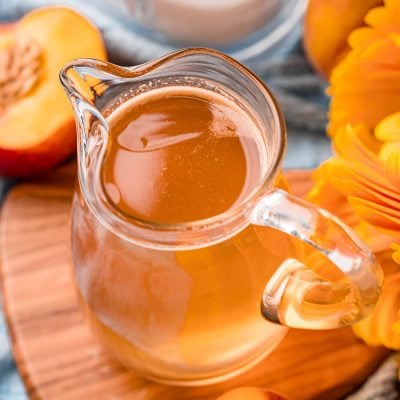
[393,243,400,264]
[328,0,400,135]
[375,112,400,186]
[315,124,400,242]
[308,157,395,253]
[308,0,400,349]
[308,124,400,348]
[352,258,400,349]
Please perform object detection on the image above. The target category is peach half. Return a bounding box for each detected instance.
[217,387,289,400]
[303,0,383,78]
[0,6,106,177]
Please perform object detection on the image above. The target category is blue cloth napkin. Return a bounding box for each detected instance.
[0,304,26,399]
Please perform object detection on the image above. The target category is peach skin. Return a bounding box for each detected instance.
[303,0,382,78]
[217,387,289,400]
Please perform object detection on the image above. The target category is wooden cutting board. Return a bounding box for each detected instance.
[0,163,388,400]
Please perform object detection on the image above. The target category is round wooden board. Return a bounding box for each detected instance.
[0,163,388,400]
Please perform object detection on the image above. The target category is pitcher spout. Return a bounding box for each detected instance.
[61,59,110,103]
[59,59,111,131]
[59,59,114,196]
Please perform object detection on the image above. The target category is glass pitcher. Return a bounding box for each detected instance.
[60,48,382,386]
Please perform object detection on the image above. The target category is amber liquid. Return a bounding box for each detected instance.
[72,87,297,384]
[101,87,266,223]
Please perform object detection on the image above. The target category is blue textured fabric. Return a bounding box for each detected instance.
[0,299,27,399]
[0,1,332,398]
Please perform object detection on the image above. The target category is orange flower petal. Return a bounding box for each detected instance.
[348,27,380,49]
[392,243,400,265]
[380,141,400,162]
[352,205,400,235]
[332,164,399,201]
[348,196,400,220]
[308,161,362,227]
[375,111,400,142]
[331,125,400,202]
[360,224,398,253]
[353,264,400,349]
[308,162,395,253]
[365,6,400,32]
[367,0,400,25]
[384,151,400,187]
[334,125,382,168]
[342,179,400,211]
[330,91,400,135]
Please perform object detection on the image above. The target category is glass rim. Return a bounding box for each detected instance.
[62,48,287,247]
[105,48,286,232]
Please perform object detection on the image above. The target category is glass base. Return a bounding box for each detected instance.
[126,331,288,387]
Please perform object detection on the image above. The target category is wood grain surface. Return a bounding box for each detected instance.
[0,163,388,400]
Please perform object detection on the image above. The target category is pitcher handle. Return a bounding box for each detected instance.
[251,189,383,329]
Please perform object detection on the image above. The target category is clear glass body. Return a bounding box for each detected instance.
[61,48,382,386]
[71,176,293,384]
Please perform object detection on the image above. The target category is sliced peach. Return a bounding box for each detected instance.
[303,0,383,78]
[0,6,106,177]
[217,387,289,400]
[0,23,15,35]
